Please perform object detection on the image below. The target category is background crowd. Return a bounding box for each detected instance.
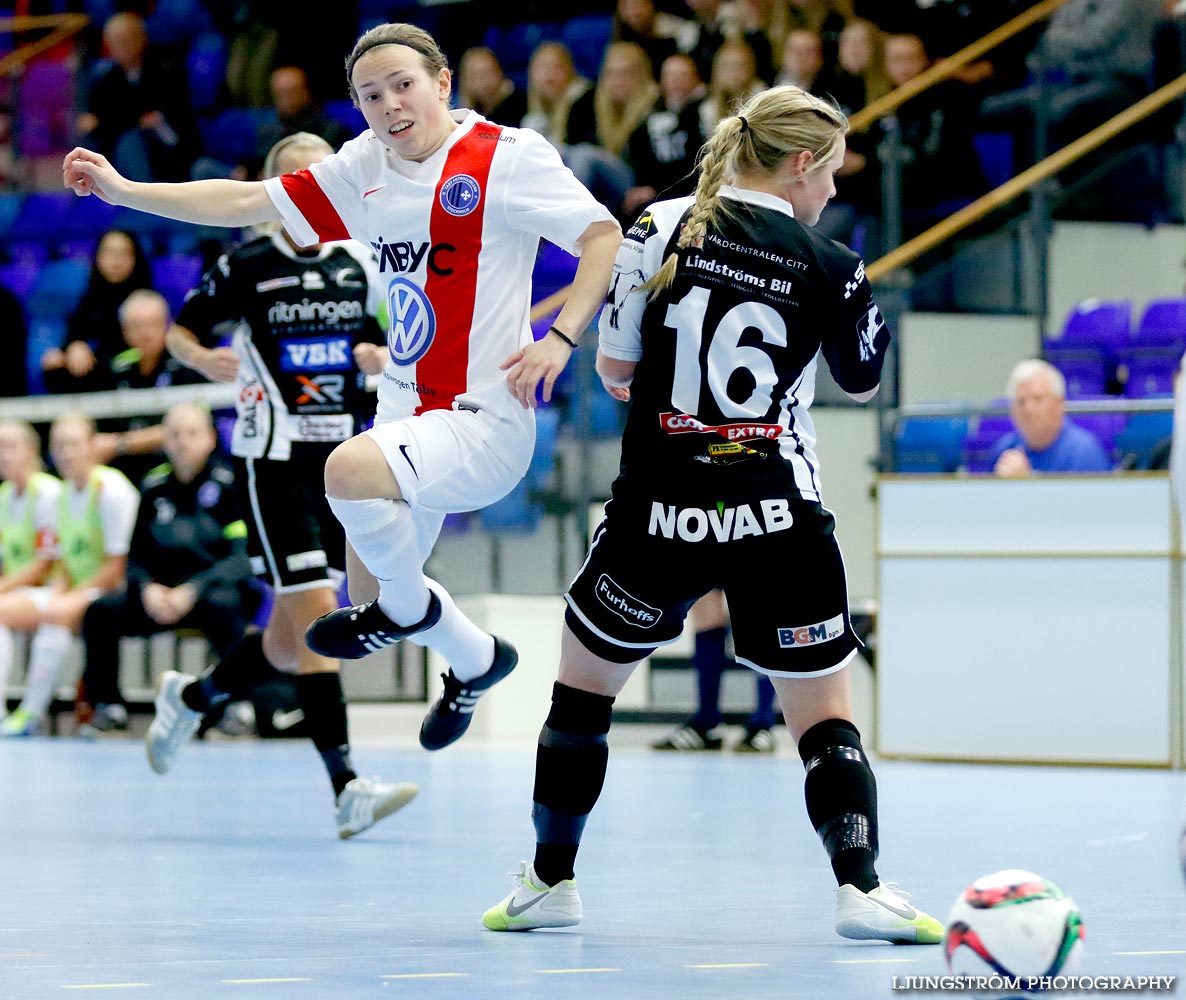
[0,0,1183,740]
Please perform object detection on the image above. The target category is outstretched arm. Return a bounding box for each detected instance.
[63,147,281,228]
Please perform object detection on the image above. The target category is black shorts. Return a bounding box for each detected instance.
[234,446,344,594]
[565,490,860,676]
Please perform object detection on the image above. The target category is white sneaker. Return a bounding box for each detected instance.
[145,671,202,775]
[835,882,944,944]
[335,776,419,839]
[482,861,582,931]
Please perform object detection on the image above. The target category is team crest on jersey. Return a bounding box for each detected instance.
[440,174,481,216]
[386,277,436,365]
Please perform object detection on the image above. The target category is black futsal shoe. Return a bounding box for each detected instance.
[305,591,442,659]
[419,637,519,750]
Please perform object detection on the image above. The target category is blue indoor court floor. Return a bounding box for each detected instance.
[1,733,1183,1000]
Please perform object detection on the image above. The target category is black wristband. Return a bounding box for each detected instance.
[548,325,578,349]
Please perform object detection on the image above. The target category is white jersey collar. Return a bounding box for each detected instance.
[719,185,796,220]
[385,108,483,178]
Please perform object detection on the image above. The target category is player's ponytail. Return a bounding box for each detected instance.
[639,85,847,297]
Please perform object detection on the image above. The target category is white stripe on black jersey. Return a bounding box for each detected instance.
[599,187,889,503]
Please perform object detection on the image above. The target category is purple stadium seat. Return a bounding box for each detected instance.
[563,14,614,79]
[0,261,39,300]
[1134,298,1186,350]
[1051,298,1133,351]
[960,411,1013,474]
[186,33,228,114]
[18,59,74,157]
[1047,352,1108,397]
[151,254,203,315]
[1122,353,1178,397]
[26,258,89,318]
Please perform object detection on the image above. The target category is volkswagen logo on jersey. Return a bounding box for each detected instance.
[386,277,436,366]
[439,174,481,216]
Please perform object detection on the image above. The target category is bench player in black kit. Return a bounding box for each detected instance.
[483,86,944,942]
[144,133,418,839]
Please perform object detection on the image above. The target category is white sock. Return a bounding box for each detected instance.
[19,624,73,718]
[0,625,13,711]
[326,495,431,626]
[416,577,495,682]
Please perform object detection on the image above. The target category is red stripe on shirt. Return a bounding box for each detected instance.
[415,123,501,414]
[280,171,351,243]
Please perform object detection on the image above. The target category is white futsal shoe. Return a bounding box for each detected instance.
[835,882,944,944]
[335,776,419,839]
[482,861,582,931]
[145,670,202,775]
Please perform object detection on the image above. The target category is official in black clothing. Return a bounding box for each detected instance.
[483,85,944,945]
[79,402,259,731]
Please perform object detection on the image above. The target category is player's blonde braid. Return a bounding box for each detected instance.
[639,86,847,297]
[641,115,744,296]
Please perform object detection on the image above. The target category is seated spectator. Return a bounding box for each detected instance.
[75,12,200,183]
[877,33,986,224]
[622,52,706,217]
[580,41,660,211]
[93,289,205,486]
[699,39,767,135]
[209,0,281,108]
[681,0,742,84]
[774,28,830,94]
[0,420,60,717]
[786,0,849,68]
[76,401,261,734]
[736,0,791,83]
[253,66,352,169]
[0,413,138,737]
[979,0,1162,159]
[41,229,154,395]
[457,47,527,126]
[991,359,1112,477]
[829,17,891,115]
[521,41,597,148]
[614,0,683,78]
[522,41,640,210]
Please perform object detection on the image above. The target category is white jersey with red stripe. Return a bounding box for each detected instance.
[263,109,615,428]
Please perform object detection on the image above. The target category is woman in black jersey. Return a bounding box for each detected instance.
[143,133,419,840]
[484,85,944,943]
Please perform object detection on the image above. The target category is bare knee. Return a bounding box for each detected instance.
[323,436,400,501]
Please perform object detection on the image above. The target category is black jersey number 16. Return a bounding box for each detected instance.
[666,285,788,420]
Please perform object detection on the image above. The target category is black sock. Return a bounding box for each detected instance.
[798,718,880,894]
[296,671,356,798]
[531,682,615,887]
[183,631,274,712]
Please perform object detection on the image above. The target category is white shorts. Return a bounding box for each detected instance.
[365,406,534,514]
[364,407,534,564]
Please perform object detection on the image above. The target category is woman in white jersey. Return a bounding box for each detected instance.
[64,22,622,753]
[0,414,137,736]
[481,86,944,945]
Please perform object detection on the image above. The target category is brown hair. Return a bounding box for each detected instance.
[345,23,449,105]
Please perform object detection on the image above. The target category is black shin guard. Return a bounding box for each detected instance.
[532,682,615,886]
[798,718,880,893]
[296,671,356,798]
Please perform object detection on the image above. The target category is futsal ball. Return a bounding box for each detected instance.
[944,870,1085,981]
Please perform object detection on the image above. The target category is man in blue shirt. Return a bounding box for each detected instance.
[991,359,1111,476]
